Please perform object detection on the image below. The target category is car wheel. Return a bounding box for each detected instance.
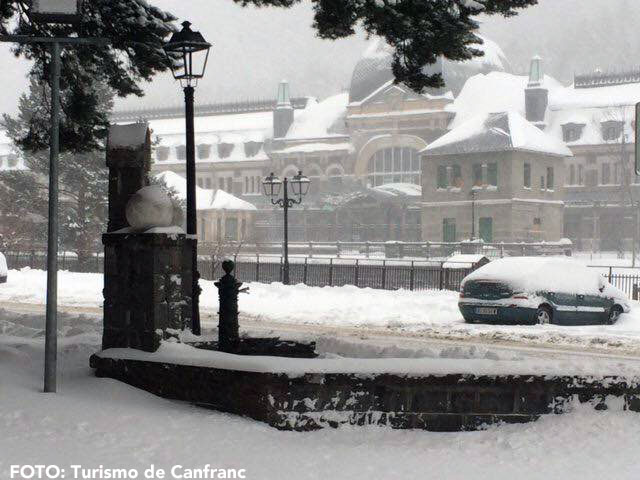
[536,306,552,325]
[607,306,623,325]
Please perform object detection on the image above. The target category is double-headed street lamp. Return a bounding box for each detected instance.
[163,21,211,336]
[262,171,311,285]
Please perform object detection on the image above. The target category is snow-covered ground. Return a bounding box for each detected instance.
[4,268,640,354]
[2,302,640,479]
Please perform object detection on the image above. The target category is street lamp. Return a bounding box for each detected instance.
[164,21,211,336]
[1,0,106,393]
[262,171,310,285]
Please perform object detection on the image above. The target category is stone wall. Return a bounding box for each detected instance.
[90,354,640,432]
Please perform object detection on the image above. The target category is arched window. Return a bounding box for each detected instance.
[367,147,420,186]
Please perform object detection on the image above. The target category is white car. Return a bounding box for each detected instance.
[459,257,631,325]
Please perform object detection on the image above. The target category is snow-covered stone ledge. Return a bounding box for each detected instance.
[90,342,640,432]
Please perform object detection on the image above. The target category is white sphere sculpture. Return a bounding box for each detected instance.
[125,185,174,231]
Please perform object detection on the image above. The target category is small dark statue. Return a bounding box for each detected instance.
[215,259,248,352]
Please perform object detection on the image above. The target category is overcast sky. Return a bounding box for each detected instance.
[0,0,638,116]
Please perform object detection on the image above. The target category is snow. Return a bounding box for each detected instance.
[450,71,564,129]
[423,111,573,157]
[125,185,174,231]
[370,183,421,198]
[462,257,628,301]
[285,92,349,140]
[443,254,487,269]
[277,142,353,154]
[3,316,640,480]
[155,170,256,211]
[108,123,148,149]
[5,268,640,354]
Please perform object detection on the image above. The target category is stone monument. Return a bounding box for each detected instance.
[102,123,196,352]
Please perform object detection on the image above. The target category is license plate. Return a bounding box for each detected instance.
[475,307,497,315]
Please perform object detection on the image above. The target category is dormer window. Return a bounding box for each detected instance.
[562,123,585,142]
[156,146,169,161]
[218,143,234,159]
[601,120,623,141]
[197,144,211,159]
[244,141,262,158]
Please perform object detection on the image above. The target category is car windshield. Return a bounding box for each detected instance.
[463,280,512,300]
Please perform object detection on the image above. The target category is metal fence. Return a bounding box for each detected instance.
[201,256,475,292]
[4,250,640,298]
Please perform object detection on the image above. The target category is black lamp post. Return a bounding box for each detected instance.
[262,171,311,285]
[164,21,211,335]
[470,189,477,240]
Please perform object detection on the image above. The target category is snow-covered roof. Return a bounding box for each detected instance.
[461,257,624,297]
[450,72,564,129]
[285,92,349,140]
[370,183,421,198]
[155,171,257,212]
[423,111,573,157]
[276,142,353,155]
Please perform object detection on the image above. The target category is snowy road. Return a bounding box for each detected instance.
[5,268,640,356]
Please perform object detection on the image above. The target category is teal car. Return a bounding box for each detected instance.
[459,257,631,326]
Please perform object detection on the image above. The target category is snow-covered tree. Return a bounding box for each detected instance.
[0,78,112,265]
[0,0,176,152]
[234,0,537,92]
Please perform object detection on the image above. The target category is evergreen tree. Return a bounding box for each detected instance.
[0,78,112,265]
[0,0,176,152]
[234,0,537,93]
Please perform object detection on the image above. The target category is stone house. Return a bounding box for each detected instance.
[421,111,571,242]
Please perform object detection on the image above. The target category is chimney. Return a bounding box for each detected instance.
[525,56,548,126]
[273,80,294,138]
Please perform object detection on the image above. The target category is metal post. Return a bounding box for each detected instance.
[282,177,290,285]
[470,191,476,240]
[184,85,201,335]
[44,41,60,393]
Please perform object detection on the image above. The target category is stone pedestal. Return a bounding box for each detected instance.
[102,232,195,352]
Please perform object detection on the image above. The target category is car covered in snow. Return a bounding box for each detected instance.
[459,257,630,325]
[0,251,6,284]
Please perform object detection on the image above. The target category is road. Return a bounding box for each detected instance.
[5,301,640,366]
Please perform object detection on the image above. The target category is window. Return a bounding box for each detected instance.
[452,164,462,188]
[540,175,545,190]
[437,165,448,189]
[601,121,623,141]
[562,123,585,142]
[472,164,483,186]
[176,146,186,160]
[197,144,211,159]
[218,143,234,159]
[601,163,611,185]
[156,147,169,162]
[547,167,554,190]
[197,178,203,188]
[585,169,598,187]
[479,217,493,243]
[245,176,249,193]
[487,163,498,187]
[243,142,262,158]
[6,155,18,168]
[524,163,531,188]
[218,178,225,189]
[226,177,232,192]
[225,218,238,241]
[204,178,212,189]
[368,147,421,186]
[569,165,575,185]
[578,165,584,185]
[443,218,456,242]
